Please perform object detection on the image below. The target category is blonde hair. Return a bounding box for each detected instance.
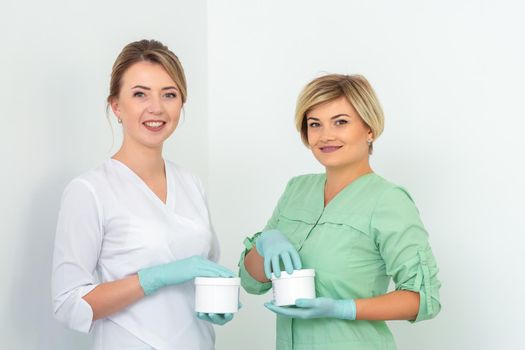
[107,39,187,106]
[295,74,384,153]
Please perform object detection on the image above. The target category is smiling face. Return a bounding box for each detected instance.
[110,61,183,151]
[307,96,373,172]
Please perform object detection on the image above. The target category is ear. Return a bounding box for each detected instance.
[110,98,120,118]
[367,128,374,140]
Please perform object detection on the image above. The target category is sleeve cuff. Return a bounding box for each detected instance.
[397,250,441,323]
[53,284,98,333]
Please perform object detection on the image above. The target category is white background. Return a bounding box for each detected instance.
[1,1,524,349]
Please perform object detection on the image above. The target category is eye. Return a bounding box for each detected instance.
[308,122,321,128]
[133,91,145,98]
[334,119,349,126]
[163,92,177,99]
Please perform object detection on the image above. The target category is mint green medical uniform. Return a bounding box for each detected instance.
[239,173,441,350]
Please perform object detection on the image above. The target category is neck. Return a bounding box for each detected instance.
[324,161,373,205]
[112,141,165,180]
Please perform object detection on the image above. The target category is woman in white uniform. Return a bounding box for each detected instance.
[52,39,235,349]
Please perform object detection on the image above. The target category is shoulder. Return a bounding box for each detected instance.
[273,174,325,214]
[61,161,119,201]
[370,175,415,206]
[280,173,324,200]
[328,174,416,223]
[64,163,110,195]
[58,164,111,214]
[369,175,422,224]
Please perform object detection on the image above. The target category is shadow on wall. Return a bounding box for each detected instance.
[8,172,91,350]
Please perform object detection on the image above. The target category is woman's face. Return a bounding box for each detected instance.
[111,61,183,150]
[306,96,372,172]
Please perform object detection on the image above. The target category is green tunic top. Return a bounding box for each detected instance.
[239,173,441,350]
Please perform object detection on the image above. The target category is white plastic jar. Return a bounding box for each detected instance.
[194,277,241,313]
[271,269,316,306]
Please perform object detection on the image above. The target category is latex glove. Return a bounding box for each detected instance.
[255,229,302,279]
[196,301,242,325]
[264,297,356,320]
[138,255,235,295]
[196,312,234,325]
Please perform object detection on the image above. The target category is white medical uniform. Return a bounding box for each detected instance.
[52,159,220,350]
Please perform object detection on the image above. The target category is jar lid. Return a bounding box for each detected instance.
[271,269,315,280]
[195,277,241,286]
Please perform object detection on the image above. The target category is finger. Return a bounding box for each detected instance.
[289,249,302,270]
[271,254,281,278]
[200,264,236,278]
[281,252,294,275]
[264,302,302,318]
[264,256,272,280]
[205,262,236,277]
[209,313,231,325]
[214,268,236,278]
[196,312,212,322]
[295,298,316,308]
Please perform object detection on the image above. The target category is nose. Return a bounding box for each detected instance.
[319,125,335,142]
[147,95,163,115]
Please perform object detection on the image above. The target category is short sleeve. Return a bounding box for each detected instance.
[238,178,295,295]
[371,187,441,322]
[51,179,103,332]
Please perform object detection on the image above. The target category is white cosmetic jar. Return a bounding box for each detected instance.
[194,277,241,313]
[271,269,316,306]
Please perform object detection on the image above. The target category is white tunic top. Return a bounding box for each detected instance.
[52,159,220,350]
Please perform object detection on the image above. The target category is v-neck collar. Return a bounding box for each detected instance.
[109,158,174,209]
[321,172,376,210]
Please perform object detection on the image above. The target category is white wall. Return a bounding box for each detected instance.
[208,1,525,349]
[2,1,524,349]
[0,1,208,348]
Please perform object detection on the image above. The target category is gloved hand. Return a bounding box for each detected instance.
[264,297,356,320]
[196,312,234,326]
[138,255,235,295]
[255,229,302,279]
[196,302,242,326]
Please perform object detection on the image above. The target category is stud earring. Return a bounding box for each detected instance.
[118,118,122,124]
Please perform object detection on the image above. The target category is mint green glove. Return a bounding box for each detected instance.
[196,312,234,325]
[255,229,302,279]
[196,302,241,326]
[264,297,356,320]
[138,255,235,295]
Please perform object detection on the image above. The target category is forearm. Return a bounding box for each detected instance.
[83,275,144,321]
[355,290,420,321]
[243,248,269,283]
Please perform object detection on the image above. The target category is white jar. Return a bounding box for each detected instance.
[194,277,241,313]
[271,269,316,306]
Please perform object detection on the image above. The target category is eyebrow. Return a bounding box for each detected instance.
[306,114,351,120]
[131,85,179,91]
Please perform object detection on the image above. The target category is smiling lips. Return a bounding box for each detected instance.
[143,120,166,131]
[320,145,342,153]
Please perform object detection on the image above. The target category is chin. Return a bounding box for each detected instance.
[140,138,167,149]
[315,159,341,169]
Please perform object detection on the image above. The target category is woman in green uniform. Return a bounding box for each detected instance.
[239,74,441,350]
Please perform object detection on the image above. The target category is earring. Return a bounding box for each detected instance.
[118,118,122,124]
[367,138,373,146]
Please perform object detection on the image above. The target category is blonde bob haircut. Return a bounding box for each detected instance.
[295,74,384,154]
